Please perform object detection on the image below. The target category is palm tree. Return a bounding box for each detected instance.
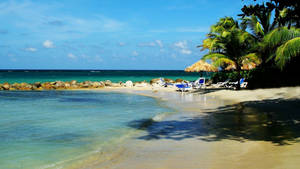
[199,17,260,89]
[239,3,277,66]
[240,2,300,69]
[261,27,300,69]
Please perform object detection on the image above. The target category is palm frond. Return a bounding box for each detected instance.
[213,58,236,67]
[240,53,262,65]
[201,53,227,61]
[275,37,300,69]
[263,27,300,49]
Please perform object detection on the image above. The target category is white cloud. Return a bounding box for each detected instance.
[25,47,37,52]
[180,49,192,55]
[174,40,192,55]
[174,40,187,49]
[67,53,76,59]
[0,1,126,40]
[132,51,139,56]
[155,40,163,48]
[43,40,54,48]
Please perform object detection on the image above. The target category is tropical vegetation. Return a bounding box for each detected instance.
[198,0,300,89]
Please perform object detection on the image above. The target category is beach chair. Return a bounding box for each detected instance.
[192,77,205,89]
[175,83,192,92]
[227,78,247,88]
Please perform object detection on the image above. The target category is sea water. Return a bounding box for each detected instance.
[0,70,208,83]
[0,90,172,169]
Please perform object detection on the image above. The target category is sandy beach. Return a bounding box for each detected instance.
[78,86,300,169]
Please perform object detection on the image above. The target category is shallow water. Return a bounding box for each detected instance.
[0,91,172,169]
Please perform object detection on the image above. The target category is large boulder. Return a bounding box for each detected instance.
[150,78,161,85]
[164,78,175,83]
[33,82,42,88]
[104,80,112,86]
[19,82,32,90]
[53,81,65,89]
[175,79,184,83]
[91,81,102,88]
[124,81,133,87]
[70,80,77,85]
[41,82,53,90]
[2,83,10,90]
[80,81,93,88]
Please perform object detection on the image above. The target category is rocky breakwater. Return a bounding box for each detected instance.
[0,78,187,91]
[0,80,108,91]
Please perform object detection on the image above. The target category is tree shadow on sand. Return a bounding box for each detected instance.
[128,98,300,145]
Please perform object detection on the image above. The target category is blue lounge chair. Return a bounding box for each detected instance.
[175,83,191,92]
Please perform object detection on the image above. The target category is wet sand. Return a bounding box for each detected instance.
[84,87,300,169]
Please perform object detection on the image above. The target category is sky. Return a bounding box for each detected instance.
[0,0,254,70]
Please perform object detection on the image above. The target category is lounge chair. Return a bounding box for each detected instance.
[227,78,248,88]
[175,83,192,92]
[192,77,205,89]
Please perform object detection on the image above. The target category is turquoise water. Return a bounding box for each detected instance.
[0,70,209,83]
[0,91,172,169]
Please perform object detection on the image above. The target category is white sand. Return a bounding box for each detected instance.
[75,86,300,169]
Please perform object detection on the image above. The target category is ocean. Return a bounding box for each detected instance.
[0,70,209,84]
[0,90,173,169]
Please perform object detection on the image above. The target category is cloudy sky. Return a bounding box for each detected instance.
[0,0,249,69]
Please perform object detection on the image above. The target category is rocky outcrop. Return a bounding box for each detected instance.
[0,77,186,91]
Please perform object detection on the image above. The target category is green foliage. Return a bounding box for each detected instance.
[275,37,300,69]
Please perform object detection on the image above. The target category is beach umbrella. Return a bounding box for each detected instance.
[185,60,218,73]
[185,60,218,77]
[224,61,258,71]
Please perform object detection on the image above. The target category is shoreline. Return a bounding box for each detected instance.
[2,86,300,169]
[82,86,300,169]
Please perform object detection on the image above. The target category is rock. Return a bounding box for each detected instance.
[70,80,77,85]
[18,83,32,90]
[175,79,184,83]
[104,80,112,86]
[2,83,10,90]
[41,82,53,90]
[64,82,71,88]
[164,78,175,83]
[91,82,101,88]
[80,81,92,88]
[33,82,42,88]
[124,81,133,87]
[53,81,65,89]
[150,78,161,85]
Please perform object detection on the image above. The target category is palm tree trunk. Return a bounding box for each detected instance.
[236,68,241,90]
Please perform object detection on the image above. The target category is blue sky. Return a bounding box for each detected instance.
[0,0,252,70]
